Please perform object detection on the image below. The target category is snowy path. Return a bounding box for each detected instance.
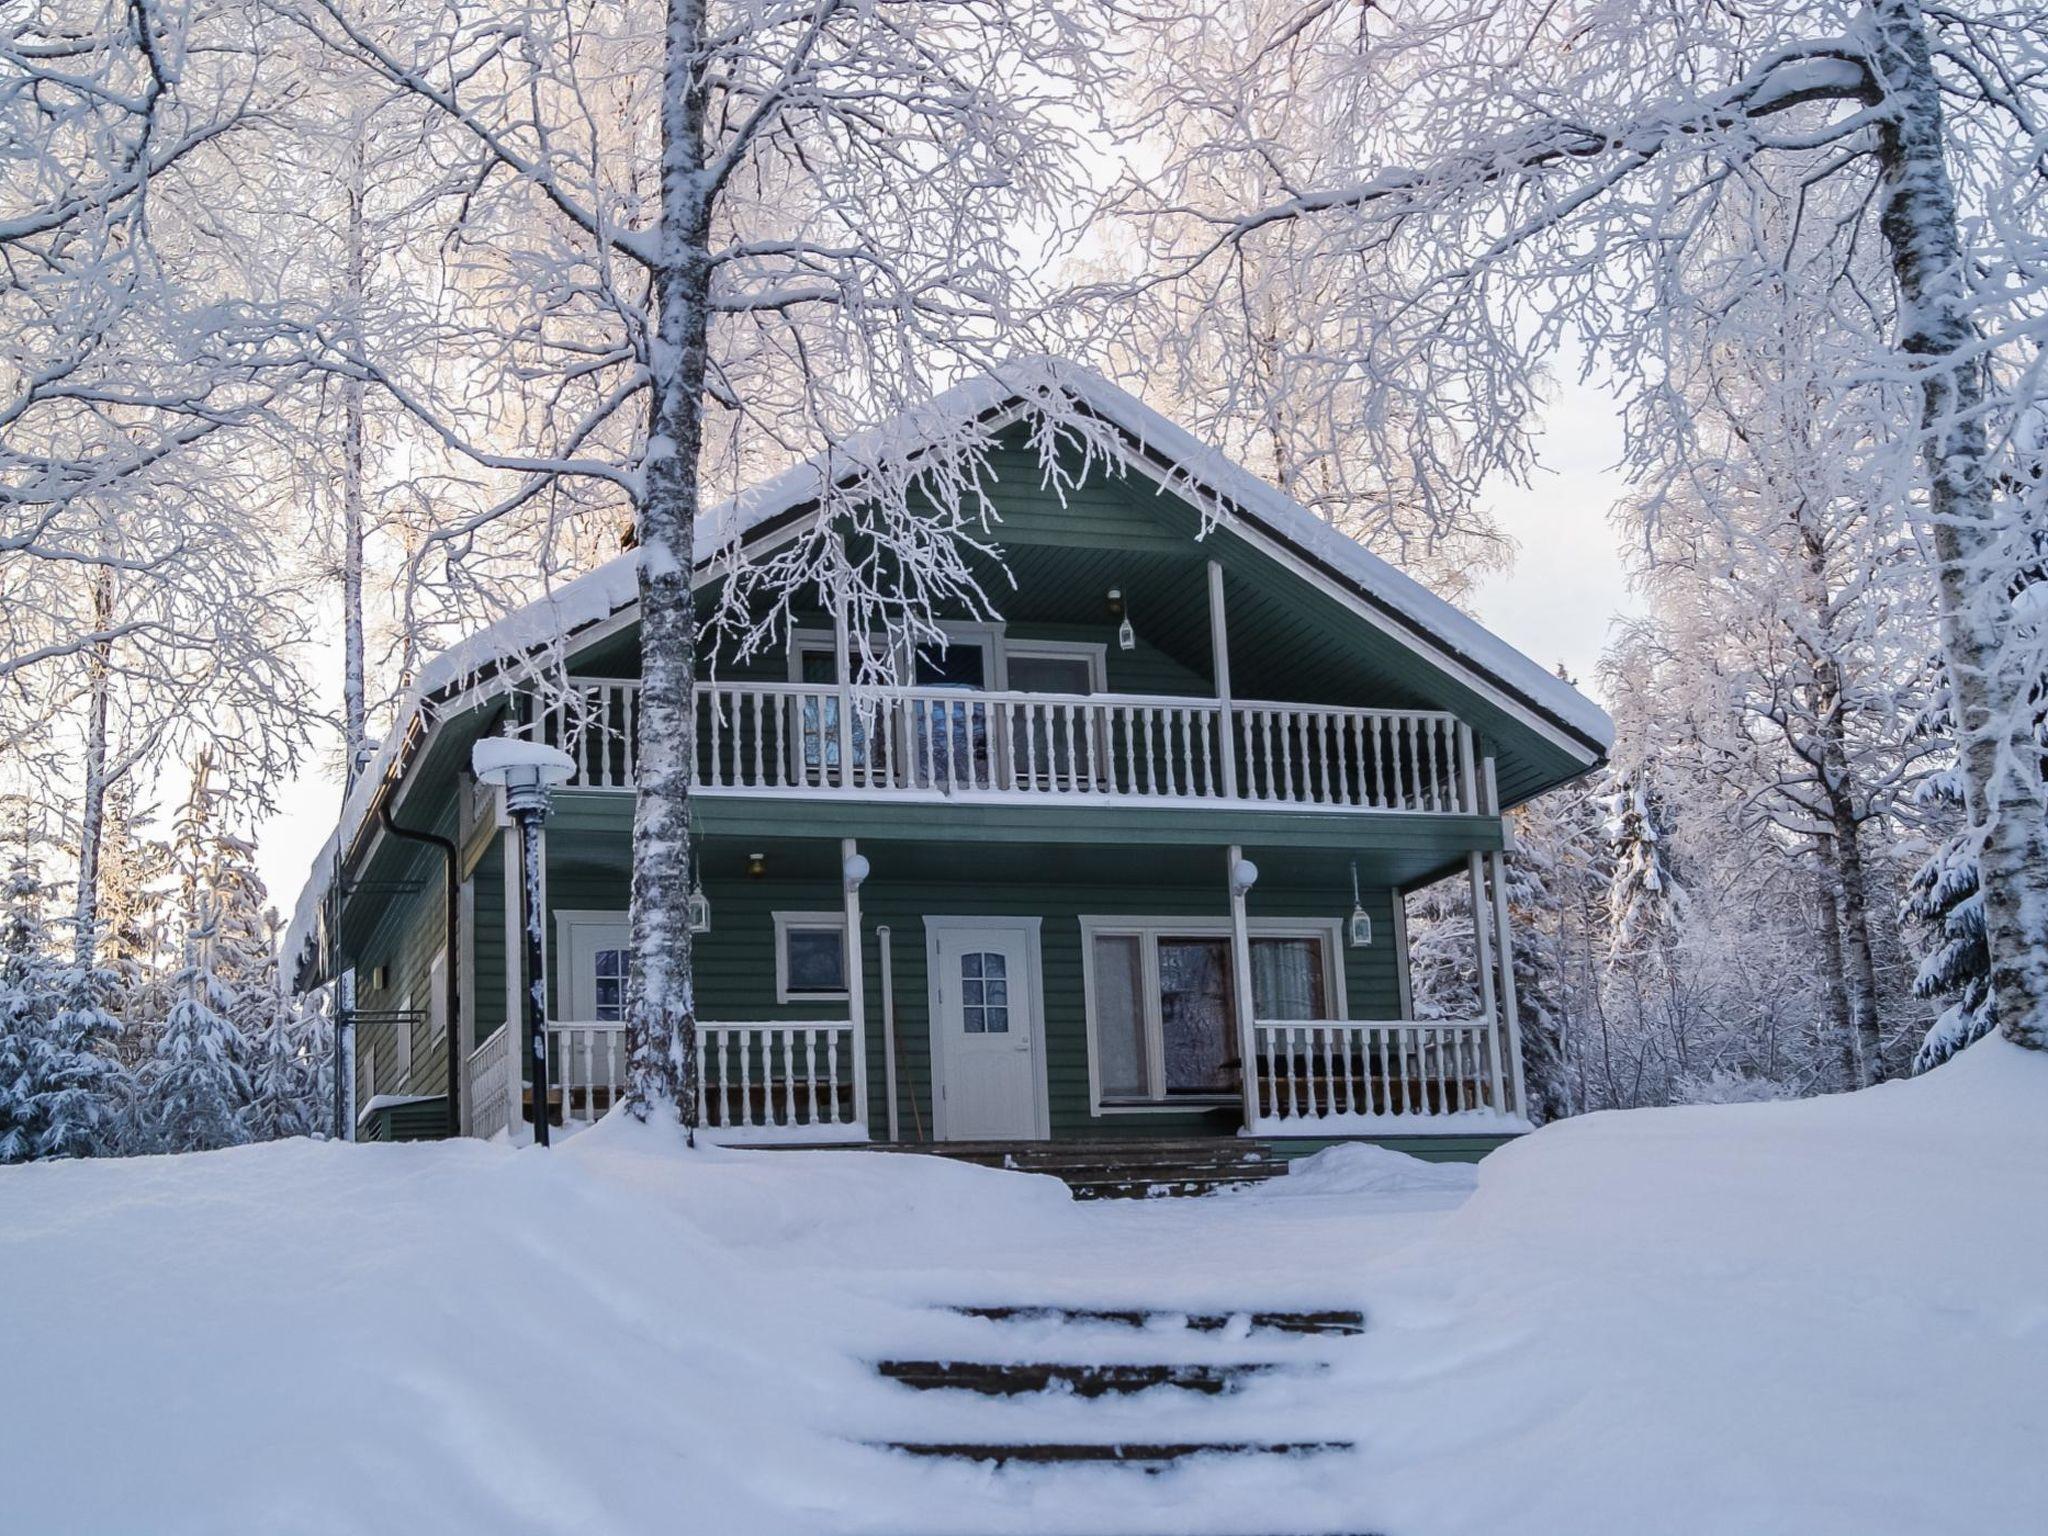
[4,1040,2046,1535]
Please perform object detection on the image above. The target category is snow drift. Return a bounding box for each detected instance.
[2,1038,2042,1535]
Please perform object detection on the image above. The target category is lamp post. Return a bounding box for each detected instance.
[471,739,577,1148]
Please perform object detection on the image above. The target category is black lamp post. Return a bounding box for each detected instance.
[471,738,577,1148]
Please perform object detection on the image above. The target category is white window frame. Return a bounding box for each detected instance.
[1000,639,1107,696]
[774,910,850,1003]
[788,621,1007,687]
[1078,915,1347,1115]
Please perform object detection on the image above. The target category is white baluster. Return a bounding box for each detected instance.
[825,1028,842,1123]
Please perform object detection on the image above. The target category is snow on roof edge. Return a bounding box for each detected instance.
[284,357,1612,974]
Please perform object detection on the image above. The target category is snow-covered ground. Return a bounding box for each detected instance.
[4,1039,2044,1536]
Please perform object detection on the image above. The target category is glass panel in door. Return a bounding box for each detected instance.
[1157,938,1237,1095]
[912,642,989,789]
[1005,653,1096,791]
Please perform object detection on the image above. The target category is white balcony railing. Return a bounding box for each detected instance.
[1246,1019,1521,1135]
[520,678,1479,814]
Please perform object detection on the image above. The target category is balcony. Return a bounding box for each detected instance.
[517,678,1486,815]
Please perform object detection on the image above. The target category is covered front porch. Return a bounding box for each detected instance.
[459,812,1533,1157]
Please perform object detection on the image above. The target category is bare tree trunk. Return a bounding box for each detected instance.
[1813,843,1863,1091]
[625,0,711,1130]
[1870,0,2048,1052]
[72,563,114,969]
[341,123,369,786]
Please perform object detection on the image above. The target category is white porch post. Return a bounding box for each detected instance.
[832,592,855,790]
[1227,844,1259,1128]
[1488,849,1528,1118]
[1208,560,1238,801]
[499,825,523,1139]
[842,837,871,1135]
[1468,850,1505,1113]
[1479,753,1527,1117]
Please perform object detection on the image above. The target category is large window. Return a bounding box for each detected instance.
[1081,920,1338,1108]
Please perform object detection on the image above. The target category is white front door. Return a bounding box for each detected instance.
[556,911,631,1022]
[928,918,1046,1141]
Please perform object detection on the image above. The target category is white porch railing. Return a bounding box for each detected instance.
[462,1023,513,1139]
[1246,1019,1520,1134]
[694,1019,867,1143]
[467,1020,870,1144]
[522,677,1477,814]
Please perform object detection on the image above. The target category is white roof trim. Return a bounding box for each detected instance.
[284,358,1611,969]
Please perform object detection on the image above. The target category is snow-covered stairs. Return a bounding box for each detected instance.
[866,1302,1367,1472]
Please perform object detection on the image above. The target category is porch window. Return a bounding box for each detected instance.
[1082,920,1337,1108]
[774,911,848,1003]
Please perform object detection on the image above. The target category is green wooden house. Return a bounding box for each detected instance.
[286,363,1609,1164]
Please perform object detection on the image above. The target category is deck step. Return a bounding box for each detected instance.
[876,1358,1307,1397]
[951,1304,1367,1337]
[880,1439,1355,1467]
[884,1138,1292,1199]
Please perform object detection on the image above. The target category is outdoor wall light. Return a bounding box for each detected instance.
[842,852,871,894]
[1104,587,1125,620]
[746,851,767,879]
[1230,856,1259,897]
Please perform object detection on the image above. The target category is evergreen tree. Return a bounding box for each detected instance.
[0,858,59,1162]
[242,917,325,1142]
[145,908,251,1154]
[1602,762,1686,969]
[38,959,128,1159]
[0,856,129,1161]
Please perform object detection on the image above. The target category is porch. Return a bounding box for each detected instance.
[458,826,1532,1154]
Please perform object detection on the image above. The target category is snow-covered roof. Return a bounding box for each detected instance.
[283,358,1612,973]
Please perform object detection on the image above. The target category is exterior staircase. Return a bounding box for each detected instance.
[866,1301,1373,1488]
[881,1138,1292,1199]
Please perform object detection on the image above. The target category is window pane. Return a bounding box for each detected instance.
[962,954,1008,1033]
[1006,655,1093,695]
[785,927,846,993]
[1091,935,1148,1099]
[915,644,986,687]
[799,647,837,683]
[593,947,628,1022]
[1158,938,1235,1093]
[1251,938,1326,1020]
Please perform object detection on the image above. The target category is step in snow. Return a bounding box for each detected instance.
[875,1358,1322,1397]
[878,1439,1356,1468]
[949,1304,1367,1337]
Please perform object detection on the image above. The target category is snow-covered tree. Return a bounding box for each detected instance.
[1601,762,1685,972]
[1132,0,2048,1054]
[0,856,125,1160]
[144,913,251,1154]
[242,925,327,1144]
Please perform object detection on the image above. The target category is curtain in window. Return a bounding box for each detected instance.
[1250,938,1326,1021]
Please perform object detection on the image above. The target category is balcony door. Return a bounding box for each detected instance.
[927,916,1048,1141]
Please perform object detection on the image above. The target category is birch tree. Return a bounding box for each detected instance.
[1136,0,2048,1053]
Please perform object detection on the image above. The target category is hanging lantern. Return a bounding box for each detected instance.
[687,878,711,934]
[1347,860,1373,948]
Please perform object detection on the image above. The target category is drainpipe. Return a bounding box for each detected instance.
[378,799,463,1138]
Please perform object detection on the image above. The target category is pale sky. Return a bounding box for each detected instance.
[248,379,1639,923]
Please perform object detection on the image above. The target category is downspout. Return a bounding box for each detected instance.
[378,800,463,1138]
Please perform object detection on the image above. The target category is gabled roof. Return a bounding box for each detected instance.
[284,358,1611,965]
